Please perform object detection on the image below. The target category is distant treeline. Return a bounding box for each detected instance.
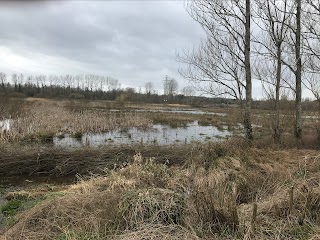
[0,73,317,111]
[0,73,236,106]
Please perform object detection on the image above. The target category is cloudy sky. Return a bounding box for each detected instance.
[0,1,213,93]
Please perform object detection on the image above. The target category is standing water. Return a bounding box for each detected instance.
[53,121,232,148]
[0,119,13,133]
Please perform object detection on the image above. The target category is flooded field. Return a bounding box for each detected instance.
[53,121,232,147]
[0,106,235,147]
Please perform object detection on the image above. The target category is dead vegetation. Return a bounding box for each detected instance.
[1,140,320,239]
[2,98,320,147]
[0,100,152,142]
[0,143,197,178]
[2,99,320,239]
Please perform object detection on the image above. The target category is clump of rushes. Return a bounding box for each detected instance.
[37,133,54,143]
[72,132,83,139]
[21,132,55,143]
[56,133,65,139]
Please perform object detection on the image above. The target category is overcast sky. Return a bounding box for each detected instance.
[0,1,212,93]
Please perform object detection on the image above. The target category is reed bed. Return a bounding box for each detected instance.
[1,101,152,142]
[2,98,320,145]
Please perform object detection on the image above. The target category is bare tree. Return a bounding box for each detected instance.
[0,73,6,92]
[279,0,303,141]
[180,0,253,139]
[182,86,195,96]
[295,0,303,141]
[303,1,320,102]
[163,76,178,96]
[254,0,293,142]
[145,82,153,96]
[107,77,120,91]
[12,73,18,92]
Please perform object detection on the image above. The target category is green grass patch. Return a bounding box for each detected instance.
[1,198,43,217]
[1,199,23,216]
[0,185,4,194]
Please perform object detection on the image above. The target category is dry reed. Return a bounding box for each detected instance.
[1,141,320,239]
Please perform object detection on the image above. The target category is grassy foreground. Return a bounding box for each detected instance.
[1,139,320,239]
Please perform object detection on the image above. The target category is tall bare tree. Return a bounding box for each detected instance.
[295,0,303,141]
[163,76,178,96]
[180,0,253,139]
[254,0,293,142]
[303,1,320,96]
[182,86,195,96]
[267,0,303,141]
[301,1,320,139]
[145,82,153,96]
[0,73,6,92]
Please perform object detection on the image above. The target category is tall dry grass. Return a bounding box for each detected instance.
[1,101,152,142]
[2,141,320,239]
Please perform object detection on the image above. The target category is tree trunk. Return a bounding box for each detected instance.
[274,45,282,143]
[295,0,302,141]
[244,0,253,140]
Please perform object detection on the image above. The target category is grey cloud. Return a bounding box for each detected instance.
[0,1,205,92]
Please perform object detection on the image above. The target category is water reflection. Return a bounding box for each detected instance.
[0,119,13,133]
[53,121,232,148]
[109,109,227,116]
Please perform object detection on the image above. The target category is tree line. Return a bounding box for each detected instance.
[179,0,320,143]
[0,71,316,111]
[0,72,237,105]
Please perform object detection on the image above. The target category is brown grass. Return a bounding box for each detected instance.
[0,143,200,178]
[1,101,152,142]
[1,140,320,239]
[3,98,320,147]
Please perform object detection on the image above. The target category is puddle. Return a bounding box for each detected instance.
[53,121,232,148]
[0,119,13,132]
[303,115,320,119]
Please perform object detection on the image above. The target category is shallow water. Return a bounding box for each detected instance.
[0,119,13,132]
[110,108,227,116]
[53,121,232,148]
